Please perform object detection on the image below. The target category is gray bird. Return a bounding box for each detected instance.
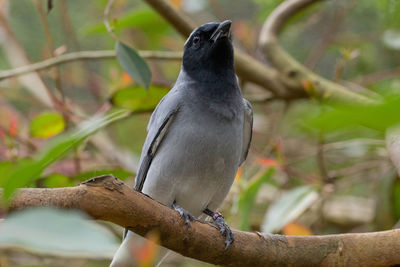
[111,20,253,266]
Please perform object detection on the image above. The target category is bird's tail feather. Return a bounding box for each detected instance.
[155,250,172,267]
[110,230,171,267]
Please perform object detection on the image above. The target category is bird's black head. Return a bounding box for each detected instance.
[181,20,235,82]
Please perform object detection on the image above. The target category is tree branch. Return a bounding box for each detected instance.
[257,0,400,182]
[4,175,400,266]
[0,50,182,81]
[258,0,378,105]
[104,0,119,41]
[353,66,400,86]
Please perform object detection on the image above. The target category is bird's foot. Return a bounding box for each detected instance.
[172,201,195,227]
[204,209,234,250]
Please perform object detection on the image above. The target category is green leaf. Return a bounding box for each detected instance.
[116,41,151,89]
[262,185,318,233]
[300,95,400,133]
[0,207,118,258]
[111,85,169,112]
[238,168,274,231]
[82,9,169,38]
[1,109,130,202]
[74,169,134,181]
[30,112,66,138]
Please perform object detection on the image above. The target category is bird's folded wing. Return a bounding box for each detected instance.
[239,98,253,166]
[134,90,181,191]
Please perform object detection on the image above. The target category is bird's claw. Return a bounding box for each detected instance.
[172,201,195,227]
[212,212,234,250]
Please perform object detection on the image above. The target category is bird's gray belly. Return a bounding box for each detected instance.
[142,113,242,217]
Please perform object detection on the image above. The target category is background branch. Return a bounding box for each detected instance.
[0,50,182,80]
[258,0,378,105]
[4,175,400,266]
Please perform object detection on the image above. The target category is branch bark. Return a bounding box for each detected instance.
[0,50,182,81]
[4,175,400,266]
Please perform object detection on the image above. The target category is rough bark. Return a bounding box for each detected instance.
[4,175,400,267]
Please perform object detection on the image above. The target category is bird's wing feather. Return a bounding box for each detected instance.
[134,90,181,191]
[239,98,253,166]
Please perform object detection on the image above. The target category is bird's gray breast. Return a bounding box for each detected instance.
[142,92,244,217]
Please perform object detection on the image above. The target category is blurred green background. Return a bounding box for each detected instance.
[1,0,400,266]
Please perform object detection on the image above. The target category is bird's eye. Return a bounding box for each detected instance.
[193,36,200,45]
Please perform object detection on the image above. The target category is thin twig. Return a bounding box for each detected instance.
[317,132,330,183]
[328,160,384,179]
[35,0,66,103]
[0,12,60,108]
[258,0,378,105]
[0,50,182,81]
[353,66,400,86]
[104,0,119,41]
[304,0,356,69]
[58,0,81,50]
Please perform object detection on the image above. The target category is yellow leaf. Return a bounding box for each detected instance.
[170,0,182,8]
[30,112,66,139]
[282,222,312,236]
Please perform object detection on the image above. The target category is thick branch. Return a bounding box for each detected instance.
[259,0,378,105]
[0,50,182,81]
[4,175,400,266]
[144,0,290,97]
[258,0,400,182]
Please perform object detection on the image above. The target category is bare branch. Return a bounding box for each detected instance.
[258,0,378,105]
[353,66,400,86]
[104,0,118,41]
[256,0,400,179]
[35,0,66,104]
[0,50,182,81]
[3,175,400,266]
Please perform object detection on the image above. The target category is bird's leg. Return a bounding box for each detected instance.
[172,201,196,227]
[203,208,234,250]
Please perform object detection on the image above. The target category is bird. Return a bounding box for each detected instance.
[110,20,253,266]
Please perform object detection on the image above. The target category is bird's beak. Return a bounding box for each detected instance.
[209,20,232,43]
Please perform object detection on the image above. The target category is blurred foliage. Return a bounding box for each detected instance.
[1,0,400,266]
[0,207,118,258]
[237,168,274,231]
[115,41,151,89]
[300,95,400,133]
[111,85,169,112]
[262,185,318,233]
[0,109,129,201]
[29,112,66,139]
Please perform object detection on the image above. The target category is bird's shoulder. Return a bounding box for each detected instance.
[147,87,183,131]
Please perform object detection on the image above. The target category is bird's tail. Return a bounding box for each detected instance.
[110,230,170,267]
[155,250,172,267]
